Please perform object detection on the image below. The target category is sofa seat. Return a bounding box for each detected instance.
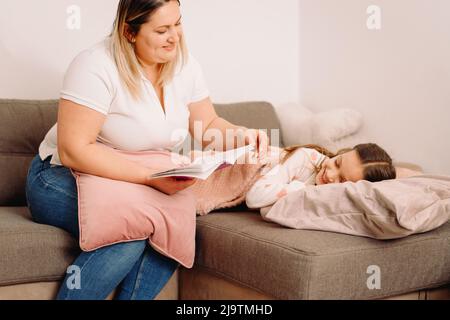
[182,211,450,300]
[0,207,79,286]
[0,207,178,299]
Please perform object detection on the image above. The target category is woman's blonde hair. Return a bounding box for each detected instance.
[110,0,188,100]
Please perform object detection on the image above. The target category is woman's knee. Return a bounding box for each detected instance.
[102,240,148,264]
[72,241,148,279]
[26,155,79,237]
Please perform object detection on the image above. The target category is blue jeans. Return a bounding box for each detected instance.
[25,154,178,300]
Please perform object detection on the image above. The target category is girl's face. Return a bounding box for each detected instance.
[133,1,182,68]
[315,150,364,185]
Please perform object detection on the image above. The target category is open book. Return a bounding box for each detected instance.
[151,145,255,180]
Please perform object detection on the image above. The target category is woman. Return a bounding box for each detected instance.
[26,0,268,300]
[246,143,396,214]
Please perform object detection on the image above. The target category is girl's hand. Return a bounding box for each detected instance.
[145,176,197,195]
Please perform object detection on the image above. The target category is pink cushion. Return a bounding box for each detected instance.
[71,144,197,268]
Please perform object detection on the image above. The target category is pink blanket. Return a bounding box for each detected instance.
[190,163,265,215]
[189,146,278,215]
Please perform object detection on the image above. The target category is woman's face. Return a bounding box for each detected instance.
[133,1,182,67]
[315,150,364,185]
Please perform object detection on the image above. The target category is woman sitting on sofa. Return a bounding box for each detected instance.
[26,0,268,300]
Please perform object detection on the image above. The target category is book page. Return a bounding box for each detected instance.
[151,145,255,180]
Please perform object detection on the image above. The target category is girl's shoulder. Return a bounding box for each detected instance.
[300,147,328,166]
[263,146,328,171]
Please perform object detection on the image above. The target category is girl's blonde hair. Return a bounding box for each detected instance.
[282,143,396,182]
[109,0,188,100]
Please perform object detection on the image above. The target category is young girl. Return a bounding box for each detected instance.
[245,143,397,215]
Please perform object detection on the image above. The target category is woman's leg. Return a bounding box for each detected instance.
[115,245,179,300]
[26,155,146,299]
[26,155,80,237]
[57,240,147,300]
[25,155,171,300]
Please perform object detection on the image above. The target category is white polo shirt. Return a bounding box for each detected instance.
[39,39,209,166]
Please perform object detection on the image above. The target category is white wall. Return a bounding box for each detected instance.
[0,0,119,99]
[298,0,450,174]
[0,0,300,106]
[1,0,448,174]
[181,0,299,104]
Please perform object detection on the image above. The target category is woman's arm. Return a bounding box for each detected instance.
[58,99,161,185]
[188,98,269,156]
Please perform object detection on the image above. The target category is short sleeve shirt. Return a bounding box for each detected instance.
[39,39,209,166]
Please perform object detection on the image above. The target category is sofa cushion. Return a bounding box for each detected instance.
[193,212,450,299]
[0,207,79,286]
[0,99,59,206]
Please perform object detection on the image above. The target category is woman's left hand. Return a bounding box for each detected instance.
[243,128,270,162]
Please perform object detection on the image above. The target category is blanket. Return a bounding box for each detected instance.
[188,147,274,215]
[264,175,450,239]
[190,162,265,215]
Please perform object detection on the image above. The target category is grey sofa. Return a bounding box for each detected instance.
[1,99,449,300]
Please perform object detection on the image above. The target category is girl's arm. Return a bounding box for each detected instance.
[245,150,309,209]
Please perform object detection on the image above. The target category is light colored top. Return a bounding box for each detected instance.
[246,148,328,216]
[39,39,209,166]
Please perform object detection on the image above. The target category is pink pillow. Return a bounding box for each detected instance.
[70,144,197,268]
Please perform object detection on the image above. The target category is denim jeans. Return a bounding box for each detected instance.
[25,154,178,300]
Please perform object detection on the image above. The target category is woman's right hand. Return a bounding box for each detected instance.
[145,176,198,195]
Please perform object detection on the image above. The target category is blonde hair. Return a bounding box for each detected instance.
[109,0,188,100]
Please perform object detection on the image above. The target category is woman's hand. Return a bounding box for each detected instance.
[145,176,197,195]
[242,128,270,161]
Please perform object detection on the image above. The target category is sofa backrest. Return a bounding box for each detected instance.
[0,99,283,207]
[214,102,284,148]
[0,100,59,207]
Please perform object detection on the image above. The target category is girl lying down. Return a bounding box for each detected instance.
[245,143,397,216]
